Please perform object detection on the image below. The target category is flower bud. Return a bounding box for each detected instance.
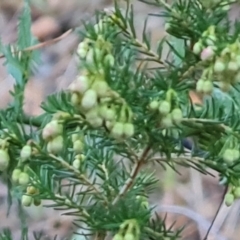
[89,117,104,128]
[228,61,239,72]
[69,75,89,94]
[20,145,32,162]
[200,46,215,61]
[21,195,32,207]
[81,89,97,110]
[12,168,21,182]
[18,172,30,185]
[0,149,10,171]
[223,148,235,164]
[123,123,134,138]
[47,135,64,155]
[73,140,84,154]
[71,92,81,106]
[106,120,115,130]
[159,101,171,116]
[214,60,225,73]
[42,120,63,140]
[123,233,135,240]
[149,100,159,111]
[171,108,183,124]
[205,35,216,46]
[33,199,41,206]
[233,187,240,199]
[196,79,204,92]
[92,80,109,98]
[193,42,202,55]
[77,41,89,58]
[161,114,173,128]
[225,193,234,207]
[202,80,213,94]
[113,233,124,240]
[27,186,38,195]
[99,104,116,121]
[111,122,124,139]
[72,159,81,169]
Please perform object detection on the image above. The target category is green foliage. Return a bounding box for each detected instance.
[1,0,240,239]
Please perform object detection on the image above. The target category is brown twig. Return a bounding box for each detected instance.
[0,29,73,59]
[112,145,151,205]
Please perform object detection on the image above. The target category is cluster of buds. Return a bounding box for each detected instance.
[149,96,183,128]
[12,168,30,185]
[42,119,64,155]
[21,186,41,207]
[0,139,10,171]
[69,30,135,140]
[193,25,217,60]
[77,35,115,69]
[225,184,240,207]
[222,148,240,164]
[113,219,140,240]
[219,136,240,165]
[213,41,240,91]
[196,71,214,95]
[194,26,240,94]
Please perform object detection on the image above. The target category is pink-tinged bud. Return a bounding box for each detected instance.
[68,75,89,94]
[81,89,97,110]
[42,120,63,140]
[200,46,215,61]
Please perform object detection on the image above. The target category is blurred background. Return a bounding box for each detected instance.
[0,0,240,239]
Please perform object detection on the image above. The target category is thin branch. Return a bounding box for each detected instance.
[203,185,228,240]
[0,29,73,59]
[49,154,109,204]
[112,145,151,205]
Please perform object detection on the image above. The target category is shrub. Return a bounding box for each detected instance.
[0,0,240,239]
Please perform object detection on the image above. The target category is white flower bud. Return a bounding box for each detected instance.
[18,172,30,185]
[47,135,64,155]
[92,80,109,97]
[81,89,98,110]
[20,145,32,162]
[111,122,124,139]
